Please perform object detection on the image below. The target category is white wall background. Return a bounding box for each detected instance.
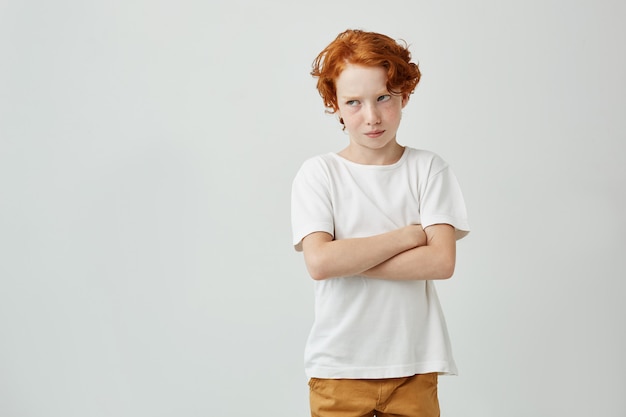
[1,1,624,416]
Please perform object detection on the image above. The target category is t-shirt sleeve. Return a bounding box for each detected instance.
[419,158,470,240]
[290,158,335,252]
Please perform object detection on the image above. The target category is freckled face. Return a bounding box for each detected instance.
[335,64,407,155]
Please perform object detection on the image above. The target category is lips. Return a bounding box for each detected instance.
[365,130,385,138]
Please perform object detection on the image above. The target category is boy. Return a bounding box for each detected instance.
[291,29,470,417]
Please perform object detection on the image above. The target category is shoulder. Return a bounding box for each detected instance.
[298,153,333,170]
[403,147,449,174]
[295,153,343,178]
[292,153,337,188]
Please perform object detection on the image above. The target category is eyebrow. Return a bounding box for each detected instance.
[339,91,390,100]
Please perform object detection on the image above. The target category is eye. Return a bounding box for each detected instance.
[346,99,360,106]
[377,95,391,102]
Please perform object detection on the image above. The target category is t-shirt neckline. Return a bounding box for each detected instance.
[330,147,409,170]
[330,146,409,170]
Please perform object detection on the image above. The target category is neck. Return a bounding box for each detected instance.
[338,142,404,165]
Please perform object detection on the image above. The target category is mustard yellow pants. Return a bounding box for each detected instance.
[309,373,440,417]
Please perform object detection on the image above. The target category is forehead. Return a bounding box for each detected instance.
[335,64,388,96]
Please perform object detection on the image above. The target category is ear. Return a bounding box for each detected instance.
[402,94,409,108]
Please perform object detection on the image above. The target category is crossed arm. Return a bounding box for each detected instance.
[301,224,456,281]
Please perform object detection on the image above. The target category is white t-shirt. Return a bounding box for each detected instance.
[291,147,470,379]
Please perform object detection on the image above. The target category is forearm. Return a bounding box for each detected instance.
[302,225,425,280]
[362,245,455,280]
[362,224,457,281]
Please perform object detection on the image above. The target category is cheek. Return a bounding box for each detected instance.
[343,115,362,131]
[338,109,360,126]
[383,107,403,124]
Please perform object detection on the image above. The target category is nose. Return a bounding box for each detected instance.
[366,104,381,125]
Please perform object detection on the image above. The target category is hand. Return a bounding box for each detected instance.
[401,224,427,249]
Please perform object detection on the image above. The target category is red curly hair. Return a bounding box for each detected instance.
[311,29,421,114]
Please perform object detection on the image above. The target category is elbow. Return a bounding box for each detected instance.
[302,236,336,280]
[304,255,332,281]
[309,270,328,281]
[435,256,456,280]
[433,243,456,279]
[307,266,331,281]
[439,262,455,280]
